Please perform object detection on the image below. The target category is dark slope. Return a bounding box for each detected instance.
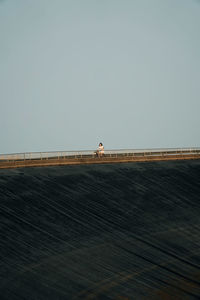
[0,160,200,299]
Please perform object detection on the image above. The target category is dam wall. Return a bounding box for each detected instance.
[0,160,200,299]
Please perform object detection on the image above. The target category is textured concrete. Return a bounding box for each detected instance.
[0,160,200,299]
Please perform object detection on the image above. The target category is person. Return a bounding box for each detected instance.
[96,142,104,157]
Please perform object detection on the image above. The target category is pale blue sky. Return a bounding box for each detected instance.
[0,0,200,154]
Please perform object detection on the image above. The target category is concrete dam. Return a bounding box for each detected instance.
[0,159,200,299]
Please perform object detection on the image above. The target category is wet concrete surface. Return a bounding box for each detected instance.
[0,160,200,299]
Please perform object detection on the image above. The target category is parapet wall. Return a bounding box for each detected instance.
[0,148,200,169]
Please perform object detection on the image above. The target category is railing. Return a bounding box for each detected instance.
[0,147,200,162]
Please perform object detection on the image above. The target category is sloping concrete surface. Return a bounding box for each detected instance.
[0,160,200,299]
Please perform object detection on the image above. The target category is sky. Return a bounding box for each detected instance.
[0,0,200,154]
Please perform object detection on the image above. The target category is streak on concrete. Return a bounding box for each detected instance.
[0,160,200,299]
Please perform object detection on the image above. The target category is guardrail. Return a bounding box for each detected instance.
[0,148,200,169]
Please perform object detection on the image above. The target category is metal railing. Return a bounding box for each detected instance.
[0,147,200,162]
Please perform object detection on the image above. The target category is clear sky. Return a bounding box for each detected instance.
[0,0,200,154]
